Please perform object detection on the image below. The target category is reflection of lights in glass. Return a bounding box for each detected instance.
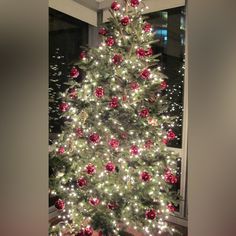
[180,16,185,30]
[155,28,168,41]
[162,12,168,20]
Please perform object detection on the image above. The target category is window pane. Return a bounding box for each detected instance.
[146,7,186,148]
[49,9,88,138]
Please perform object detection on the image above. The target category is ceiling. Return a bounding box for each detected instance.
[74,0,114,10]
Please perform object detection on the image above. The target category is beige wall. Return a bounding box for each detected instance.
[49,0,97,26]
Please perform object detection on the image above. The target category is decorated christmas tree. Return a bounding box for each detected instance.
[49,0,181,235]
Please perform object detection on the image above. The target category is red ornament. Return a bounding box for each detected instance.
[107,202,118,210]
[55,199,65,210]
[59,102,69,112]
[99,27,108,36]
[109,97,119,108]
[70,67,79,78]
[140,171,152,182]
[145,47,153,57]
[84,226,93,236]
[136,48,146,58]
[130,82,140,91]
[139,108,150,118]
[89,197,100,206]
[76,177,87,188]
[160,80,167,90]
[143,22,152,32]
[121,16,130,26]
[167,203,176,212]
[105,162,116,172]
[80,51,86,60]
[144,139,154,149]
[95,87,105,98]
[89,133,101,143]
[131,0,140,7]
[77,226,93,236]
[130,144,139,155]
[140,68,151,80]
[75,128,83,138]
[167,129,176,140]
[145,209,156,220]
[86,163,96,175]
[164,169,178,184]
[68,87,77,99]
[112,54,123,65]
[108,138,120,149]
[105,36,116,47]
[111,1,121,11]
[58,146,65,154]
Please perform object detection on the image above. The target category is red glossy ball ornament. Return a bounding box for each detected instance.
[108,138,120,149]
[76,177,87,188]
[84,226,93,236]
[145,209,156,220]
[112,54,123,65]
[130,0,140,7]
[144,139,154,149]
[57,146,65,154]
[143,22,152,32]
[70,67,80,78]
[140,171,152,182]
[130,144,139,155]
[111,1,121,11]
[145,47,153,57]
[105,162,116,172]
[99,27,108,36]
[167,129,176,140]
[167,203,176,212]
[95,87,104,98]
[105,36,116,47]
[89,197,100,206]
[164,169,178,184]
[86,163,96,175]
[160,80,167,90]
[130,81,140,91]
[59,102,69,112]
[140,68,151,80]
[89,133,101,143]
[136,48,146,58]
[109,97,119,108]
[55,199,65,210]
[121,16,130,26]
[139,108,150,118]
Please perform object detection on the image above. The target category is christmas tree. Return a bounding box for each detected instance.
[49,0,181,235]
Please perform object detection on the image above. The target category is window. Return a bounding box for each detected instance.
[49,10,89,207]
[145,6,187,222]
[49,8,88,137]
